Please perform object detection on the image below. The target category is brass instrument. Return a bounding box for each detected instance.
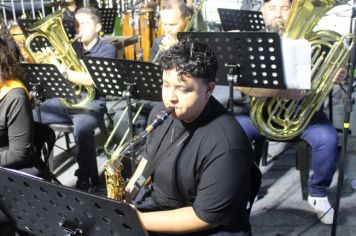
[105,107,173,200]
[25,8,96,109]
[104,103,145,156]
[249,0,354,141]
[151,0,204,63]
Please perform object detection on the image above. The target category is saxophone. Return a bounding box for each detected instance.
[249,0,354,141]
[105,107,173,200]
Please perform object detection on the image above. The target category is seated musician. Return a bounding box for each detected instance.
[0,38,33,168]
[149,0,191,62]
[63,0,80,21]
[111,1,192,147]
[127,38,253,235]
[234,0,346,225]
[33,7,117,192]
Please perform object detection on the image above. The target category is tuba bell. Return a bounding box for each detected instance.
[25,8,95,109]
[249,0,354,141]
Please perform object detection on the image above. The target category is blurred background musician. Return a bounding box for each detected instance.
[63,0,80,21]
[33,7,117,192]
[111,1,193,148]
[234,0,346,224]
[149,0,191,62]
[0,38,34,168]
[128,37,253,235]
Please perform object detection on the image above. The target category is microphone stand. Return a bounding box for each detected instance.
[331,2,356,235]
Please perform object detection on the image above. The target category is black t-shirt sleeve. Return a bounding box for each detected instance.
[0,89,34,167]
[192,147,251,225]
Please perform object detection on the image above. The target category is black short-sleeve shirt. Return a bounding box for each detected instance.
[140,96,253,234]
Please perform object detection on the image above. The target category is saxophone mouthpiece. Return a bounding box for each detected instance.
[145,107,173,133]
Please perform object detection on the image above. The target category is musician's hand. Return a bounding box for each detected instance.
[124,188,132,203]
[288,89,311,101]
[41,47,66,74]
[161,35,178,51]
[333,67,347,83]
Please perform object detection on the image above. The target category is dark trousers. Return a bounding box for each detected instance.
[236,111,337,197]
[33,97,106,182]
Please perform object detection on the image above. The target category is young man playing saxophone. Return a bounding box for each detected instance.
[127,37,253,235]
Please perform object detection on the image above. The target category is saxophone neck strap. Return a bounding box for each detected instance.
[129,128,191,201]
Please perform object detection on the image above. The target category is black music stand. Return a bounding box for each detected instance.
[17,19,51,52]
[18,18,75,43]
[218,8,265,32]
[83,57,162,133]
[0,167,147,236]
[99,8,118,34]
[82,57,162,173]
[21,63,80,120]
[178,32,286,113]
[63,19,76,40]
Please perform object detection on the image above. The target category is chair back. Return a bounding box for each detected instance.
[32,122,56,167]
[248,162,262,216]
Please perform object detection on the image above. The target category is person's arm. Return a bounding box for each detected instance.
[66,69,94,86]
[138,206,212,233]
[125,157,148,192]
[0,90,33,167]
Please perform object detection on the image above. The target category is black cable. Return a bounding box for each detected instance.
[297,202,336,236]
[330,1,356,234]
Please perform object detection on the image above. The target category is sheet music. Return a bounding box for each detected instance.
[281,37,311,90]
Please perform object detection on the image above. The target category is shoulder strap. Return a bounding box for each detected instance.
[129,128,191,200]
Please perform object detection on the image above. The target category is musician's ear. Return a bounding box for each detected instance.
[95,23,102,34]
[205,82,215,99]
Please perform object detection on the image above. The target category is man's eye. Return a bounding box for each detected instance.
[179,88,191,93]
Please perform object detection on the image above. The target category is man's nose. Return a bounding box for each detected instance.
[168,89,178,102]
[276,8,283,17]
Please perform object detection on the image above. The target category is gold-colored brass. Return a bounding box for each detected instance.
[105,134,142,201]
[105,107,173,200]
[25,8,95,108]
[249,0,354,141]
[104,103,145,156]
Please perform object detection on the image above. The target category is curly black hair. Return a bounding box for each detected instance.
[0,41,22,82]
[160,37,218,83]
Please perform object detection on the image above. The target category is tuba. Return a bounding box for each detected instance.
[249,0,354,141]
[25,8,95,109]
